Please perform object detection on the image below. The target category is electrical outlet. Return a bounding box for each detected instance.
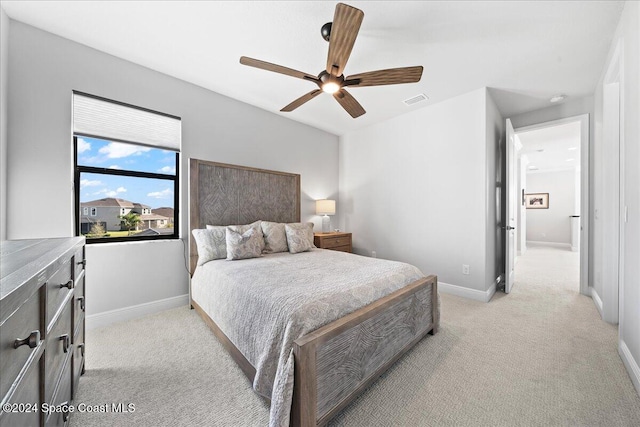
[371,251,377,258]
[462,264,470,275]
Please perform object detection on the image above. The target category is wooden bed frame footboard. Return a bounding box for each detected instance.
[191,275,438,426]
[291,275,438,426]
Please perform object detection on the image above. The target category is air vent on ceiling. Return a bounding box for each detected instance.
[403,93,429,106]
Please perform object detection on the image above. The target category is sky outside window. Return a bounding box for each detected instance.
[78,136,176,208]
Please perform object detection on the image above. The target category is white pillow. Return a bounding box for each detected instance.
[192,228,227,265]
[284,222,316,254]
[226,227,263,260]
[261,221,288,253]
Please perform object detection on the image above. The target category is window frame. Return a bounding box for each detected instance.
[74,135,180,244]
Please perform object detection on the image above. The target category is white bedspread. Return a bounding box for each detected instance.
[191,249,427,427]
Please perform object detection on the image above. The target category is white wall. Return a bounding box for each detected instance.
[525,170,576,245]
[593,0,640,394]
[6,21,339,320]
[517,154,528,255]
[339,88,500,301]
[0,7,8,241]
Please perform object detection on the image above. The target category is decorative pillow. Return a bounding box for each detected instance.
[226,227,263,260]
[205,220,265,255]
[284,222,316,254]
[192,228,227,265]
[261,221,288,253]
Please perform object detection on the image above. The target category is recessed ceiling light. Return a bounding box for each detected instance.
[568,147,578,151]
[528,165,538,170]
[550,94,567,103]
[566,158,574,162]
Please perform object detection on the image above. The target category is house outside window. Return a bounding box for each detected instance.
[73,92,181,242]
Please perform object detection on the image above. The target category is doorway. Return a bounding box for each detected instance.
[508,114,589,296]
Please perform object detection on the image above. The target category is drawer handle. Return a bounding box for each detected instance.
[62,401,70,422]
[60,279,74,290]
[77,296,85,311]
[336,240,341,244]
[60,334,70,353]
[78,343,85,357]
[14,330,40,349]
[77,259,86,267]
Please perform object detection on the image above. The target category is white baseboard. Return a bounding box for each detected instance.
[591,287,604,319]
[527,240,572,249]
[86,294,189,330]
[619,340,640,396]
[439,280,496,303]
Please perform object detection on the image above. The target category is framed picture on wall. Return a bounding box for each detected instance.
[525,193,549,209]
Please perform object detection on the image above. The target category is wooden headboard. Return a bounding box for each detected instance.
[189,158,301,274]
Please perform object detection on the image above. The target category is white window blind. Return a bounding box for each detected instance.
[72,92,181,151]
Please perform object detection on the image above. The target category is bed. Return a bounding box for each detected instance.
[189,159,439,427]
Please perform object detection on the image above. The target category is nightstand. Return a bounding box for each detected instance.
[314,232,352,253]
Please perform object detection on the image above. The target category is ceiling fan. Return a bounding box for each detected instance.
[240,3,423,118]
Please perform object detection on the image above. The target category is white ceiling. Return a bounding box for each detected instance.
[1,1,624,136]
[517,121,581,173]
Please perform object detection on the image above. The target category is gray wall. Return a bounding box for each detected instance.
[6,21,339,317]
[525,170,577,245]
[339,88,500,299]
[1,8,8,241]
[593,0,640,393]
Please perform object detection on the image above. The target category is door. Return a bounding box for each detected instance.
[505,119,517,293]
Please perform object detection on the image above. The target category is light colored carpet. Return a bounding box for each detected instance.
[71,245,640,426]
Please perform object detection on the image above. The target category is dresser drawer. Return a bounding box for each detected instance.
[45,357,72,427]
[73,276,85,337]
[72,325,85,398]
[45,299,73,403]
[46,259,74,330]
[329,245,351,253]
[0,355,41,427]
[73,246,85,279]
[0,290,42,399]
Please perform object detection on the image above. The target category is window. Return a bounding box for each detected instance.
[73,92,181,243]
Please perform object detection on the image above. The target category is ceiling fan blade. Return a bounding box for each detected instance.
[333,89,366,118]
[240,56,319,83]
[345,66,424,87]
[326,3,364,77]
[281,89,322,112]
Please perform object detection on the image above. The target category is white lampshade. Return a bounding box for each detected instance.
[316,199,336,216]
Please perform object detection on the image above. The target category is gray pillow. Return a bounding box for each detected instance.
[192,228,227,265]
[204,220,265,256]
[284,222,316,254]
[261,221,288,253]
[226,227,263,260]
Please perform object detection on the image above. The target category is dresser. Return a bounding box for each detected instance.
[0,237,86,427]
[313,232,352,253]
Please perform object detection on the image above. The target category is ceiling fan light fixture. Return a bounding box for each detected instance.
[322,81,341,94]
